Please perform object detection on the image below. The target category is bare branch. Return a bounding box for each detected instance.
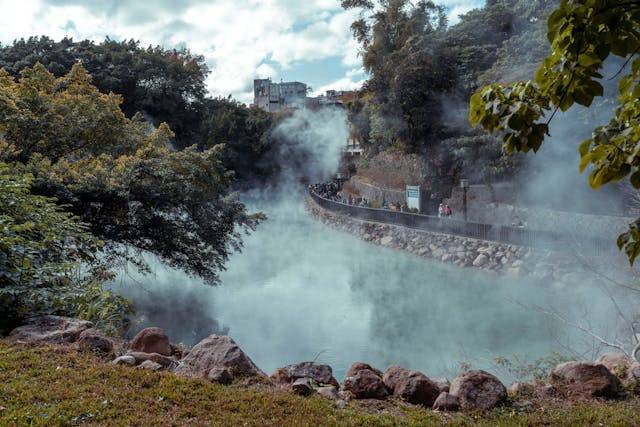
[517,301,631,358]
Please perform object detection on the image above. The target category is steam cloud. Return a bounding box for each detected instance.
[112,100,638,382]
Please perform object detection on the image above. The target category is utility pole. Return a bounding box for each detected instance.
[460,179,469,221]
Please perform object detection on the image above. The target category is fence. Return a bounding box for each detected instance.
[309,189,616,257]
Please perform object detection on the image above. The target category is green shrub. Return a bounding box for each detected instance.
[0,162,131,334]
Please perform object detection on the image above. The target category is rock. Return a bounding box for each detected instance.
[343,368,389,400]
[433,378,450,393]
[207,367,233,385]
[336,399,348,409]
[380,236,393,246]
[76,328,114,353]
[9,316,92,345]
[551,361,621,398]
[128,352,176,368]
[291,378,314,396]
[509,381,534,396]
[541,384,559,397]
[473,254,489,267]
[138,360,163,371]
[338,389,354,401]
[449,370,507,410]
[271,361,339,387]
[432,392,459,412]
[112,355,136,366]
[345,362,383,379]
[382,365,440,406]
[129,327,172,356]
[317,386,339,400]
[596,353,640,384]
[174,335,265,379]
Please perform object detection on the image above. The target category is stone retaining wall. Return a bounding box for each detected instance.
[305,197,619,285]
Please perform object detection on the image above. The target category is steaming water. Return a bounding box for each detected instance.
[113,193,627,382]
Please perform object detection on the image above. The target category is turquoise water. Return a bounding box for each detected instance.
[113,196,625,382]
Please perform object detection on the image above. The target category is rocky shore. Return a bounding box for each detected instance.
[305,197,620,285]
[8,315,640,418]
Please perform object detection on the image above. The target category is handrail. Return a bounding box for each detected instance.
[308,189,615,256]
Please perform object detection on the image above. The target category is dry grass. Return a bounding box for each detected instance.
[2,341,640,426]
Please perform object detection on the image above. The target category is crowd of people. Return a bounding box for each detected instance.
[311,180,456,217]
[310,181,415,213]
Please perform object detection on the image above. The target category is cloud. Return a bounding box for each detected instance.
[312,68,368,96]
[0,0,484,102]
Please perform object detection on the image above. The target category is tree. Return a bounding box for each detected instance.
[0,36,208,148]
[469,0,640,264]
[0,160,131,334]
[0,63,262,285]
[197,97,276,186]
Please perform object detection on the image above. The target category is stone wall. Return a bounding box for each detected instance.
[305,197,626,285]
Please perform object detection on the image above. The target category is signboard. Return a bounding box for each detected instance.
[406,185,421,211]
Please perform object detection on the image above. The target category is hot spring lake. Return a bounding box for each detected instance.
[112,196,622,382]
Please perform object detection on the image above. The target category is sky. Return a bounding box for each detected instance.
[0,0,484,103]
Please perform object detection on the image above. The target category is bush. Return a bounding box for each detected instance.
[0,162,131,334]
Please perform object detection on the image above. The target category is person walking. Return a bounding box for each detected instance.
[445,204,452,217]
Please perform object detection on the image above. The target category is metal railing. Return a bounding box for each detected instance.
[309,189,616,257]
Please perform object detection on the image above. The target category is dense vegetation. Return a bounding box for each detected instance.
[342,0,560,191]
[469,0,640,264]
[0,62,263,333]
[0,37,278,185]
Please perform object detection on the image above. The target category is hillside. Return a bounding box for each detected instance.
[2,341,640,426]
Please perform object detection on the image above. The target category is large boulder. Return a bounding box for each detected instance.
[449,370,507,410]
[76,328,114,354]
[382,365,440,407]
[271,361,339,387]
[207,367,233,385]
[129,327,172,356]
[432,392,460,412]
[9,316,92,345]
[174,335,265,381]
[551,361,621,398]
[345,362,383,378]
[343,368,388,400]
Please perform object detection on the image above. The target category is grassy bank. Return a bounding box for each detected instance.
[2,341,640,426]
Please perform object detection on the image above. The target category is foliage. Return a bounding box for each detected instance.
[343,0,560,189]
[0,36,208,148]
[0,63,262,285]
[197,97,276,185]
[494,352,574,382]
[447,133,523,184]
[469,0,640,264]
[343,0,452,156]
[0,162,130,334]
